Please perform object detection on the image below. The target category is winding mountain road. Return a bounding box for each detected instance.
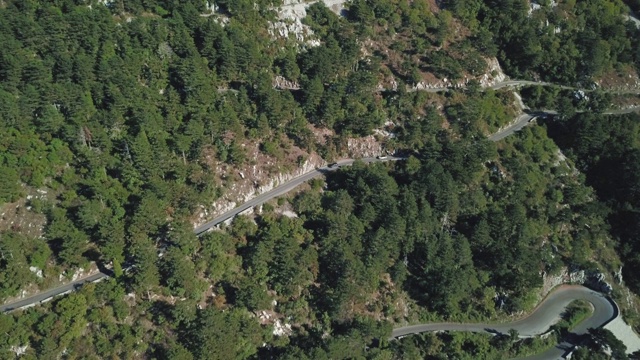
[2,86,638,358]
[5,154,623,360]
[488,105,640,142]
[1,157,404,313]
[392,285,618,360]
[1,126,629,358]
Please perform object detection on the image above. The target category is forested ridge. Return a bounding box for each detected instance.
[547,113,640,293]
[0,0,639,358]
[442,0,640,83]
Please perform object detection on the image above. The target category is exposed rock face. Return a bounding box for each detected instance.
[29,266,43,278]
[542,270,565,295]
[273,76,300,90]
[10,345,28,356]
[409,57,508,91]
[270,0,347,44]
[584,270,613,294]
[614,266,623,285]
[494,292,508,310]
[481,57,508,87]
[196,155,325,228]
[252,160,321,198]
[347,136,384,158]
[543,266,614,295]
[568,268,587,284]
[567,266,613,294]
[269,17,312,43]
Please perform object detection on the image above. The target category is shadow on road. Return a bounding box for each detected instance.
[484,328,502,335]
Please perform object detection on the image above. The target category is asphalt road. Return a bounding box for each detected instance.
[488,113,537,141]
[603,105,640,115]
[410,79,557,93]
[391,285,618,360]
[488,106,640,142]
[488,80,578,91]
[1,105,628,316]
[0,272,108,313]
[1,157,404,313]
[1,103,634,359]
[193,156,404,235]
[489,80,551,90]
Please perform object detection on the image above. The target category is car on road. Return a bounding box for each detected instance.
[328,163,338,168]
[376,156,388,160]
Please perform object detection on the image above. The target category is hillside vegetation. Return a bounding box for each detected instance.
[0,0,638,359]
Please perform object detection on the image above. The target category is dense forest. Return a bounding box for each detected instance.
[442,0,640,83]
[0,119,622,358]
[1,0,639,358]
[546,113,640,294]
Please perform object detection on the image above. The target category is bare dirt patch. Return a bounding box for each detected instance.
[610,94,640,109]
[347,135,385,157]
[0,187,49,239]
[597,65,640,91]
[309,124,333,146]
[364,23,506,91]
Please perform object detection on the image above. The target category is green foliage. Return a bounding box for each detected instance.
[0,232,38,298]
[0,1,635,360]
[46,208,89,267]
[389,329,556,359]
[445,0,639,82]
[198,231,241,283]
[577,328,629,360]
[0,0,340,298]
[446,90,514,132]
[0,165,22,203]
[256,218,317,298]
[182,308,264,360]
[161,248,206,300]
[546,112,640,292]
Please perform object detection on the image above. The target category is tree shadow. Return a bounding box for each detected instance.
[82,247,101,263]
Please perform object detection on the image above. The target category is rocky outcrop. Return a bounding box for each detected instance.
[196,154,325,227]
[409,57,508,92]
[580,269,613,294]
[273,76,301,90]
[480,57,507,87]
[347,135,384,158]
[270,0,347,44]
[544,266,614,294]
